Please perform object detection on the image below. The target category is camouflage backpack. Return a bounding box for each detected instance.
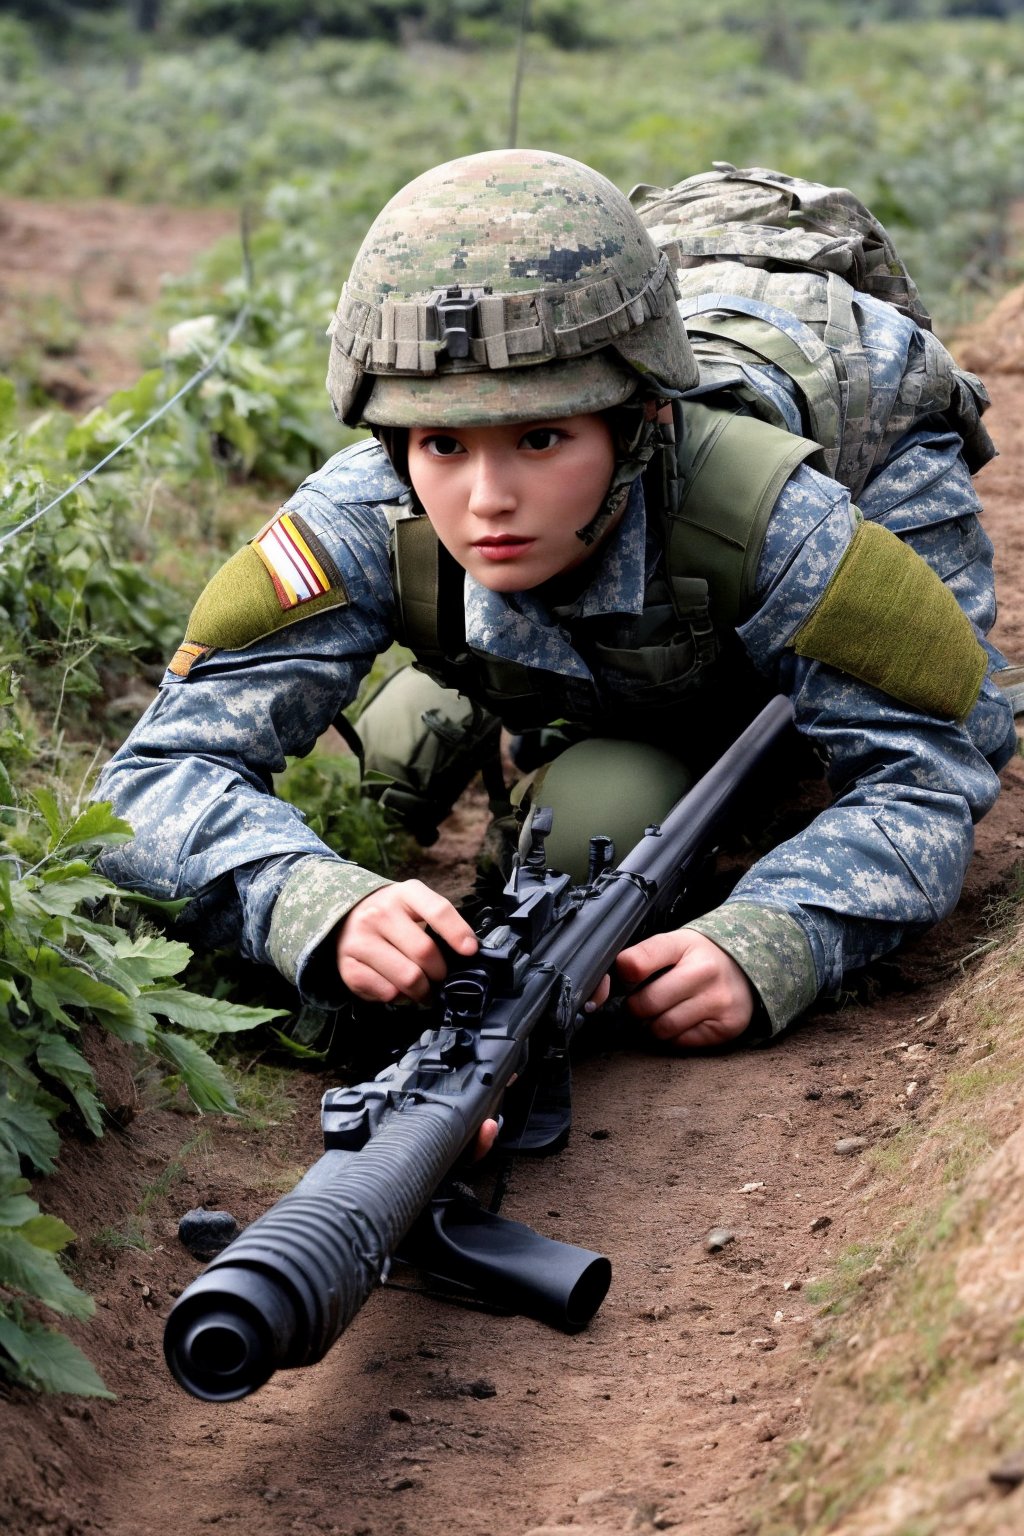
[630,163,996,498]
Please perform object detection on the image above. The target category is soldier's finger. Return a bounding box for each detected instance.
[393,882,478,956]
[339,943,432,1003]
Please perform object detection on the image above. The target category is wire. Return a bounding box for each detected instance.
[0,303,250,556]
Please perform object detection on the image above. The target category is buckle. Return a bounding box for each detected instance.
[427,284,492,360]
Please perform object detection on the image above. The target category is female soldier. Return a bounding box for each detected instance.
[95,149,1016,1048]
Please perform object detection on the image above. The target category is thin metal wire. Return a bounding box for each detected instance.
[507,0,531,148]
[0,302,250,556]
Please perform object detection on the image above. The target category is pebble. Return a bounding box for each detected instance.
[705,1227,736,1253]
[386,1475,416,1493]
[804,1088,822,1100]
[783,1279,802,1292]
[834,1137,867,1156]
[388,1407,412,1423]
[460,1376,497,1399]
[178,1208,241,1260]
[752,1337,777,1351]
[738,1182,765,1193]
[988,1454,1024,1491]
[809,1215,832,1233]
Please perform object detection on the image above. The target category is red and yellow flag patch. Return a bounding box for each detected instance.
[253,513,333,610]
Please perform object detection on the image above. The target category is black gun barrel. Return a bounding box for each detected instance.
[164,695,794,1400]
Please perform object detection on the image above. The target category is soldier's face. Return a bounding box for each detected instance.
[407,413,616,592]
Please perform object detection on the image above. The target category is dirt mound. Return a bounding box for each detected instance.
[956,285,1024,375]
[0,197,235,410]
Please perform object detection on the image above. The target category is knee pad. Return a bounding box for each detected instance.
[354,665,500,845]
[518,738,694,882]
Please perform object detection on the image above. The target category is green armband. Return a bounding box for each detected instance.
[792,519,986,721]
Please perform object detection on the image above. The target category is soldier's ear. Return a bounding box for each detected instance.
[372,425,410,483]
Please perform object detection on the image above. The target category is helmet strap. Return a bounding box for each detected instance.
[574,399,668,546]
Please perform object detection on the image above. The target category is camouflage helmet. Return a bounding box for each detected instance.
[326,148,698,428]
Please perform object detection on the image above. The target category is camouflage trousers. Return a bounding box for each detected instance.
[354,664,696,883]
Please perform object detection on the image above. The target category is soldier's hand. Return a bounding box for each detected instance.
[614,928,754,1047]
[336,879,478,1003]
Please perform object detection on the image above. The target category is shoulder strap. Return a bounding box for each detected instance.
[666,402,819,624]
[391,513,466,665]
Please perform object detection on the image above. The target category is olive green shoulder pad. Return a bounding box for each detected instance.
[168,511,348,677]
[793,518,986,721]
[665,402,820,624]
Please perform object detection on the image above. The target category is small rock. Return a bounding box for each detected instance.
[752,1337,778,1351]
[773,1310,785,1325]
[809,1215,832,1233]
[738,1182,765,1193]
[641,1302,673,1322]
[705,1227,736,1253]
[388,1407,412,1423]
[576,1488,611,1506]
[754,1415,777,1442]
[834,1137,867,1156]
[178,1208,241,1260]
[461,1377,497,1399]
[386,1475,416,1492]
[590,1128,610,1140]
[804,1088,822,1100]
[905,1042,933,1060]
[989,1454,1024,1491]
[906,1080,919,1098]
[783,1279,802,1292]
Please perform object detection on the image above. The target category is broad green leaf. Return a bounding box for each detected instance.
[0,1193,38,1226]
[0,1097,61,1173]
[110,933,192,982]
[31,788,62,846]
[153,1030,238,1115]
[60,802,134,853]
[140,987,286,1035]
[29,950,138,1025]
[34,1035,103,1138]
[0,1231,93,1318]
[19,1213,76,1254]
[0,1310,114,1399]
[34,874,114,914]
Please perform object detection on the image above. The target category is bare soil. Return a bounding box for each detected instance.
[2,203,1024,1536]
[0,196,235,410]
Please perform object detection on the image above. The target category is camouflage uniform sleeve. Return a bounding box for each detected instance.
[94,442,405,1004]
[688,443,1015,1035]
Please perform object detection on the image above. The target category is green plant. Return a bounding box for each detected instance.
[276,749,413,874]
[0,778,288,1395]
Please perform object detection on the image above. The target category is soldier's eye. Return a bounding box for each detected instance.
[422,434,464,457]
[520,428,562,451]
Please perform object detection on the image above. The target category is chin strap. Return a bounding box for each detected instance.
[574,399,673,546]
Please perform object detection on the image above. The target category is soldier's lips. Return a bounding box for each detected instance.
[472,536,537,561]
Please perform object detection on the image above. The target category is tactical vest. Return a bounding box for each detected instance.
[391,400,816,750]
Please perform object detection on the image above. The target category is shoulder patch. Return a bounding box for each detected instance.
[792,519,986,721]
[182,511,349,654]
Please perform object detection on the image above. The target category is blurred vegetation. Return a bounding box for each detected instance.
[2,2,1024,325]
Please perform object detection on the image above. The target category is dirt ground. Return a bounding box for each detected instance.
[0,196,236,409]
[2,202,1024,1536]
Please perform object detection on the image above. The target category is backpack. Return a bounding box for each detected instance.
[630,163,995,499]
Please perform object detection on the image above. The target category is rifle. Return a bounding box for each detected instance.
[163,694,795,1401]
